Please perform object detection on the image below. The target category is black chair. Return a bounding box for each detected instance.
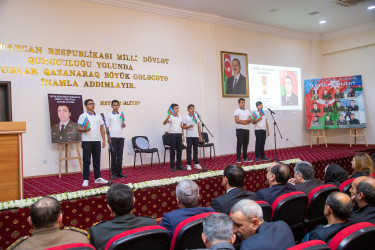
[287,240,330,250]
[339,179,354,196]
[197,132,216,161]
[256,200,272,222]
[46,243,96,250]
[132,136,161,170]
[162,133,186,166]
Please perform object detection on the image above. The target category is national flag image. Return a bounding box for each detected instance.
[120,111,125,122]
[192,114,197,124]
[251,112,259,120]
[223,54,232,93]
[82,117,90,131]
[259,109,265,116]
[167,106,175,116]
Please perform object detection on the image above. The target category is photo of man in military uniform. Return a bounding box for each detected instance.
[324,115,334,126]
[335,101,346,112]
[51,104,81,143]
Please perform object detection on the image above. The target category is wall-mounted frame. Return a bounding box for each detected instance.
[0,81,12,121]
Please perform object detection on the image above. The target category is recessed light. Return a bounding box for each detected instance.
[319,20,326,24]
[368,5,375,10]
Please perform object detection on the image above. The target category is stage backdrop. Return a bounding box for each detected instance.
[304,75,366,130]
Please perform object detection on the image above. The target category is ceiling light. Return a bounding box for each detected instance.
[319,20,327,24]
[368,5,375,9]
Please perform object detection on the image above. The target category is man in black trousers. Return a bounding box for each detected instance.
[253,101,270,161]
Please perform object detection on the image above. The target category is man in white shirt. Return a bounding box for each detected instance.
[106,100,127,179]
[77,99,108,187]
[182,104,202,170]
[234,98,255,164]
[253,101,270,161]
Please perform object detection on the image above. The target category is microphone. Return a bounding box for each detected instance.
[268,108,276,115]
[195,111,201,118]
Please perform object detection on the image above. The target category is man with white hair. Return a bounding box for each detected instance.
[160,179,214,236]
[288,161,323,195]
[230,199,295,250]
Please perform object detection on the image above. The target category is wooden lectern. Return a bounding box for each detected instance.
[0,122,26,202]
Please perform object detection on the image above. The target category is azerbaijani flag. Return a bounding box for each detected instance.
[167,106,174,116]
[120,111,125,122]
[192,114,197,124]
[259,109,265,117]
[82,117,90,131]
[223,54,232,93]
[251,112,259,120]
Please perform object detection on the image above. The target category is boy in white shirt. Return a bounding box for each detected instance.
[253,101,270,161]
[183,104,202,170]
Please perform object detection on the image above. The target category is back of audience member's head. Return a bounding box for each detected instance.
[106,183,134,216]
[30,197,61,229]
[224,164,245,188]
[294,161,315,181]
[357,177,375,205]
[202,213,234,246]
[325,192,353,221]
[353,152,374,175]
[176,179,199,208]
[270,162,290,184]
[230,199,263,222]
[324,163,348,187]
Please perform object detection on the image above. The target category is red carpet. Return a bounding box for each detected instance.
[24,144,375,198]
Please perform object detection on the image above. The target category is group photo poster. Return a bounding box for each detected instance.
[304,75,366,130]
[48,94,84,143]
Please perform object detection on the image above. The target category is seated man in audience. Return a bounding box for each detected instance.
[89,183,156,250]
[302,192,353,243]
[160,179,214,236]
[9,197,89,250]
[256,162,296,205]
[350,176,375,223]
[211,164,258,214]
[288,161,323,195]
[199,213,236,250]
[230,199,295,250]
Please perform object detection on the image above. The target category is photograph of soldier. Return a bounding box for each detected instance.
[324,114,334,126]
[337,114,347,126]
[311,103,321,113]
[347,86,356,98]
[312,115,321,126]
[349,113,360,125]
[347,100,359,111]
[51,104,81,143]
[281,75,298,105]
[322,89,332,100]
[334,87,344,99]
[323,101,333,113]
[311,89,319,100]
[335,101,346,112]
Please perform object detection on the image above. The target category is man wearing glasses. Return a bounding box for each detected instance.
[78,99,108,187]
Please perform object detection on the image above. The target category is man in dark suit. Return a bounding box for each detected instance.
[288,161,323,195]
[337,114,347,126]
[230,199,295,250]
[225,59,247,95]
[323,101,333,113]
[311,103,321,113]
[256,162,296,206]
[347,100,359,111]
[349,113,360,125]
[350,177,375,223]
[211,165,258,214]
[334,88,344,99]
[302,192,353,243]
[281,76,298,105]
[89,184,156,250]
[324,115,334,126]
[322,89,332,100]
[160,179,214,236]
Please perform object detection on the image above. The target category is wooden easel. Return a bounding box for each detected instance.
[58,142,83,178]
[350,128,368,147]
[310,130,327,147]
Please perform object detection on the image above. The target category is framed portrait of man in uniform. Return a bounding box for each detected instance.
[48,94,83,143]
[221,51,249,97]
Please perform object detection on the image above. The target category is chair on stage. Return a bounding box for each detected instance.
[170,212,217,250]
[197,132,216,161]
[286,240,330,250]
[271,191,309,243]
[104,225,171,250]
[328,222,375,250]
[305,184,339,232]
[339,179,354,196]
[45,243,95,250]
[132,136,161,170]
[256,200,272,222]
[162,133,186,167]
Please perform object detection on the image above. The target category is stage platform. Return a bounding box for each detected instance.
[1,144,374,249]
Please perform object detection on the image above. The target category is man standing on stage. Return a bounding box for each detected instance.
[78,99,108,187]
[106,100,127,179]
[253,101,270,161]
[234,98,254,164]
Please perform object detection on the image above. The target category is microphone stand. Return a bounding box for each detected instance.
[269,111,283,161]
[99,113,115,187]
[196,112,213,172]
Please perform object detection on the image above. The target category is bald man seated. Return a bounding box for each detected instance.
[350,176,375,223]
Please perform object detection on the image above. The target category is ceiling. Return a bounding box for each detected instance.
[101,0,375,36]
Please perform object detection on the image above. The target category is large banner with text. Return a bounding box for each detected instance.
[304,75,366,130]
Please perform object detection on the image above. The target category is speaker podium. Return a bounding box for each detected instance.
[0,122,26,202]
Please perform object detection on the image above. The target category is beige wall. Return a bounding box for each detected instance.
[0,0,372,177]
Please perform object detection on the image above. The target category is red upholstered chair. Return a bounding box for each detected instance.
[170,212,217,250]
[104,225,171,250]
[271,191,309,243]
[256,200,272,222]
[328,222,375,250]
[369,173,375,178]
[305,184,339,232]
[286,240,330,250]
[45,243,96,250]
[339,179,354,195]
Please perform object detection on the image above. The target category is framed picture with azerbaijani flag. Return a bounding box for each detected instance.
[220,51,249,97]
